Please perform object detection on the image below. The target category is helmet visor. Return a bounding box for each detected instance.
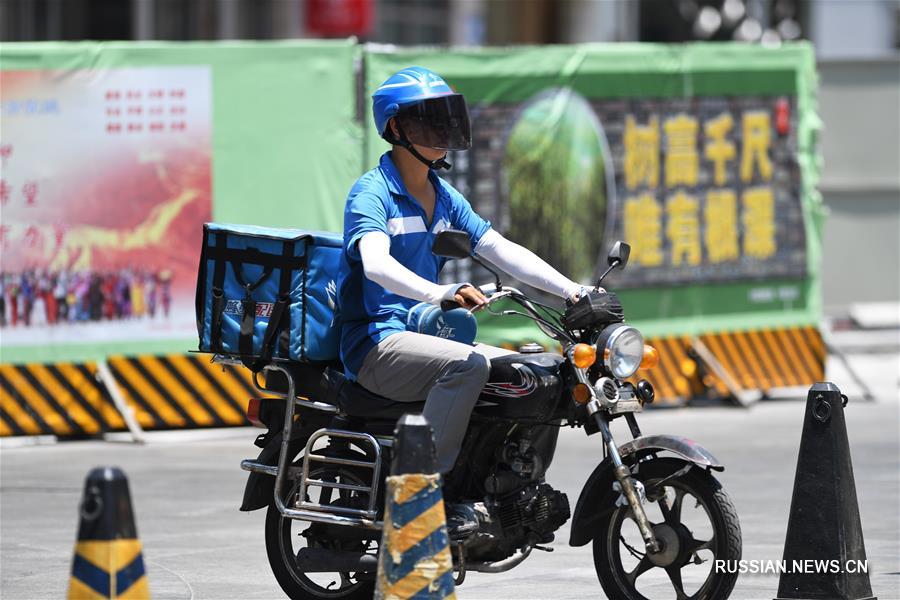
[396,94,471,151]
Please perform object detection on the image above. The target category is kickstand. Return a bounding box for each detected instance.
[453,544,466,586]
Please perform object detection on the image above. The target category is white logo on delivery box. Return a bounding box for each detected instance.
[326,280,337,311]
[223,299,274,318]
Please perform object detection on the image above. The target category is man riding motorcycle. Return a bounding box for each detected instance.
[336,66,592,535]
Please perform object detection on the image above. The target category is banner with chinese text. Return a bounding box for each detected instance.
[366,44,822,341]
[0,42,820,362]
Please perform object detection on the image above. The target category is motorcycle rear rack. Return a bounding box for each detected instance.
[242,362,384,530]
[296,428,382,520]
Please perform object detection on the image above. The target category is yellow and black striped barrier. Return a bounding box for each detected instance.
[501,325,825,406]
[0,362,125,437]
[0,354,253,437]
[0,324,827,435]
[634,325,826,405]
[105,354,252,430]
[376,414,455,600]
[68,466,150,599]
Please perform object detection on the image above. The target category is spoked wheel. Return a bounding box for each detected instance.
[593,458,741,600]
[264,460,378,600]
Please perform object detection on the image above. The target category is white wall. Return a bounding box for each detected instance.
[811,0,898,59]
[818,59,900,310]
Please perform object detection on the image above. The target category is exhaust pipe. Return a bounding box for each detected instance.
[295,548,379,572]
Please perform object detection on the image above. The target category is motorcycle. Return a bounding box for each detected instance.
[225,229,742,600]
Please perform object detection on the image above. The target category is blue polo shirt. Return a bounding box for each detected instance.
[336,152,492,379]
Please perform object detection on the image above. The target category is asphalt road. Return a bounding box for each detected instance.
[2,351,898,600]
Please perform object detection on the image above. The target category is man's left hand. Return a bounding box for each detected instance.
[454,284,488,311]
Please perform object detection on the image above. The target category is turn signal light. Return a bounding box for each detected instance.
[572,343,597,369]
[572,383,591,404]
[639,344,659,370]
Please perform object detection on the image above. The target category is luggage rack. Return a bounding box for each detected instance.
[211,354,339,414]
[296,428,382,520]
[219,356,385,530]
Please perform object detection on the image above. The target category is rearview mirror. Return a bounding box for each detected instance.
[595,240,631,287]
[607,241,630,269]
[432,229,472,259]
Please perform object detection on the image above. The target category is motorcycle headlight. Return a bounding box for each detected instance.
[596,324,644,379]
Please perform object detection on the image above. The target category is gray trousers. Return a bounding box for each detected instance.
[356,331,514,473]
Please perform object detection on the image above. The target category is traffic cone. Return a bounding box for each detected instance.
[775,382,876,600]
[375,414,456,600]
[68,467,151,599]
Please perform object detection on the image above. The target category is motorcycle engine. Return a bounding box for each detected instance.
[496,483,570,543]
[464,482,570,563]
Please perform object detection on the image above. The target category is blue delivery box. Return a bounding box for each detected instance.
[195,223,342,369]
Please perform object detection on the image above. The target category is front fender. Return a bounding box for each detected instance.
[617,434,723,471]
[568,434,723,547]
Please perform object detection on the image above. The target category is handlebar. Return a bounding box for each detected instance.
[441,284,515,313]
[438,284,573,344]
[485,286,573,343]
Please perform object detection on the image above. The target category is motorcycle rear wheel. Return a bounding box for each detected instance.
[592,457,741,600]
[264,457,377,600]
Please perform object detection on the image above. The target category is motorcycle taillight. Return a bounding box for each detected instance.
[246,399,265,428]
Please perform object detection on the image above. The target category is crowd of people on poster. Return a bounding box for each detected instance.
[0,269,172,328]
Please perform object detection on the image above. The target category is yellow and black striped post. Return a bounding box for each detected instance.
[68,467,150,599]
[375,414,455,600]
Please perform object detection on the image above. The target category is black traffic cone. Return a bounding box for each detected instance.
[68,466,150,599]
[775,382,876,600]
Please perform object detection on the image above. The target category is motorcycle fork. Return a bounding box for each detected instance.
[587,400,661,554]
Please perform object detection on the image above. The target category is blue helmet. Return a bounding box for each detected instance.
[372,66,471,154]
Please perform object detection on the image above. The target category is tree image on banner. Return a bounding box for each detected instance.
[503,88,612,283]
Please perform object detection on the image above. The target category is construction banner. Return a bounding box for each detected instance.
[0,40,363,366]
[1,41,824,419]
[364,43,824,344]
[1,66,213,355]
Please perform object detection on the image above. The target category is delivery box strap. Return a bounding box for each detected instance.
[242,295,289,372]
[210,234,229,353]
[208,236,301,358]
[204,245,307,270]
[233,263,274,295]
[241,239,297,372]
[276,240,295,358]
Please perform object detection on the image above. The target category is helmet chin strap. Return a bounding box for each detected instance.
[395,122,452,171]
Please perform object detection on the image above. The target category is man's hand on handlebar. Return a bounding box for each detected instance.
[454,284,488,311]
[569,285,606,303]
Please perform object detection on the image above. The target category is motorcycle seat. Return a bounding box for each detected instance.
[264,350,563,421]
[262,361,424,420]
[336,377,426,420]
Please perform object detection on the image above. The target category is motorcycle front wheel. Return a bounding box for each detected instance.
[593,457,741,600]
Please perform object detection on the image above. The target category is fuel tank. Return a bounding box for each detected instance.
[475,352,565,421]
